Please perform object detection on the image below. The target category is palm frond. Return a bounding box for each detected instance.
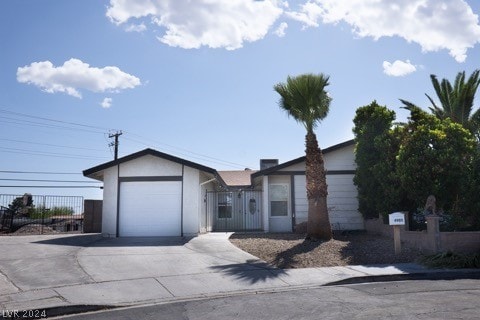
[274,73,331,132]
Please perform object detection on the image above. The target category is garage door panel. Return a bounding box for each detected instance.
[119,181,182,237]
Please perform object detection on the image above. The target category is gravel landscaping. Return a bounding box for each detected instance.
[229,232,424,269]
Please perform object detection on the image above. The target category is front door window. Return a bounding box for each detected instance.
[269,184,288,217]
[218,193,232,219]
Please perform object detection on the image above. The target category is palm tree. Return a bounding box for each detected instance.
[401,70,480,139]
[274,73,332,240]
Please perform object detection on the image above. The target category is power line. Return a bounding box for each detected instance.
[0,116,106,134]
[123,134,253,169]
[0,178,100,183]
[0,147,110,160]
[0,138,105,152]
[0,108,115,131]
[0,170,82,175]
[0,185,102,188]
[0,107,254,169]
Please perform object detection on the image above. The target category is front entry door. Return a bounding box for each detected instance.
[268,183,292,232]
[244,190,262,230]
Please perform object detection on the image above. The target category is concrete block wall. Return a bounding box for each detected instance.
[365,216,480,254]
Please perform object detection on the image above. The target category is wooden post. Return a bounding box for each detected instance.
[389,212,405,255]
[393,225,401,255]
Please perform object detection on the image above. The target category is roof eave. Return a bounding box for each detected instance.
[83,148,218,177]
[251,139,355,179]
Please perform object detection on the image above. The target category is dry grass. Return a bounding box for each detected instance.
[229,232,424,269]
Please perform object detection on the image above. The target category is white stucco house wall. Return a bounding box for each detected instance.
[84,140,363,237]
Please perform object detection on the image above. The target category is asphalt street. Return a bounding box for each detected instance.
[56,279,480,320]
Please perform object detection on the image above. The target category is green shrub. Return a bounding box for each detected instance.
[420,251,480,269]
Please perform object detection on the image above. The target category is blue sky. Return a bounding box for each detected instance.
[1,0,480,200]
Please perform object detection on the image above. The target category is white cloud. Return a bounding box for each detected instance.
[286,0,480,62]
[274,22,288,37]
[101,97,113,108]
[17,58,141,98]
[106,0,284,50]
[383,60,417,77]
[125,23,147,32]
[284,1,323,28]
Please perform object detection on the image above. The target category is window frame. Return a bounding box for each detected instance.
[269,183,289,218]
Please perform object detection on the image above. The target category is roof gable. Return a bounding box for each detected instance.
[83,148,219,178]
[251,139,355,178]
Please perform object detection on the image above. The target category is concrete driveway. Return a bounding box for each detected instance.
[0,233,295,309]
[0,233,444,312]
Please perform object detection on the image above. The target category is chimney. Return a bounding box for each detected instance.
[260,159,279,170]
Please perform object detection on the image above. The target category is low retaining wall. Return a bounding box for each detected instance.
[365,216,480,254]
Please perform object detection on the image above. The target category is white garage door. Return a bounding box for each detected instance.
[119,181,182,237]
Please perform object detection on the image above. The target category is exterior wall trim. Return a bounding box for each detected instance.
[264,170,355,176]
[181,165,185,237]
[290,175,295,232]
[115,164,120,237]
[119,176,183,182]
[327,170,356,175]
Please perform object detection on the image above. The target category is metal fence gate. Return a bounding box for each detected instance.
[0,194,84,235]
[207,190,263,232]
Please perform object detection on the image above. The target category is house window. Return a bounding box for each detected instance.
[269,184,288,217]
[218,193,232,219]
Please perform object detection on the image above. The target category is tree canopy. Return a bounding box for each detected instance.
[401,70,480,139]
[274,73,331,133]
[353,101,479,230]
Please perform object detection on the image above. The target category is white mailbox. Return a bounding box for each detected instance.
[389,212,405,225]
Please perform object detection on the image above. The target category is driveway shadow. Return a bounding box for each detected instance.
[33,234,192,247]
[209,259,286,284]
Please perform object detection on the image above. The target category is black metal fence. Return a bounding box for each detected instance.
[0,194,84,235]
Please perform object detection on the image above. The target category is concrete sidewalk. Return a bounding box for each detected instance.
[0,233,479,317]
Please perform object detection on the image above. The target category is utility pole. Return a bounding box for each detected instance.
[109,131,123,160]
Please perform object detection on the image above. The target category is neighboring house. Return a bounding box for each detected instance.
[83,140,363,237]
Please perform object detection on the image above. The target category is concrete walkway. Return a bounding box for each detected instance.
[0,233,478,316]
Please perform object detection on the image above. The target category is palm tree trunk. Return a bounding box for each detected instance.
[305,130,332,240]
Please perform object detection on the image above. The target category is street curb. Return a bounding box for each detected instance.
[3,270,479,319]
[324,270,480,286]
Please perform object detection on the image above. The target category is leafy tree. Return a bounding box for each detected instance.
[396,112,476,215]
[401,70,480,139]
[464,149,480,228]
[372,125,410,217]
[274,73,332,240]
[8,198,26,215]
[353,102,479,229]
[7,194,33,217]
[352,101,396,218]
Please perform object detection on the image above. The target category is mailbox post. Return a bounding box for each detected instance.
[389,212,405,255]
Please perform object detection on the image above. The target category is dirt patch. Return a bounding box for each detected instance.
[13,224,58,235]
[229,232,424,269]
